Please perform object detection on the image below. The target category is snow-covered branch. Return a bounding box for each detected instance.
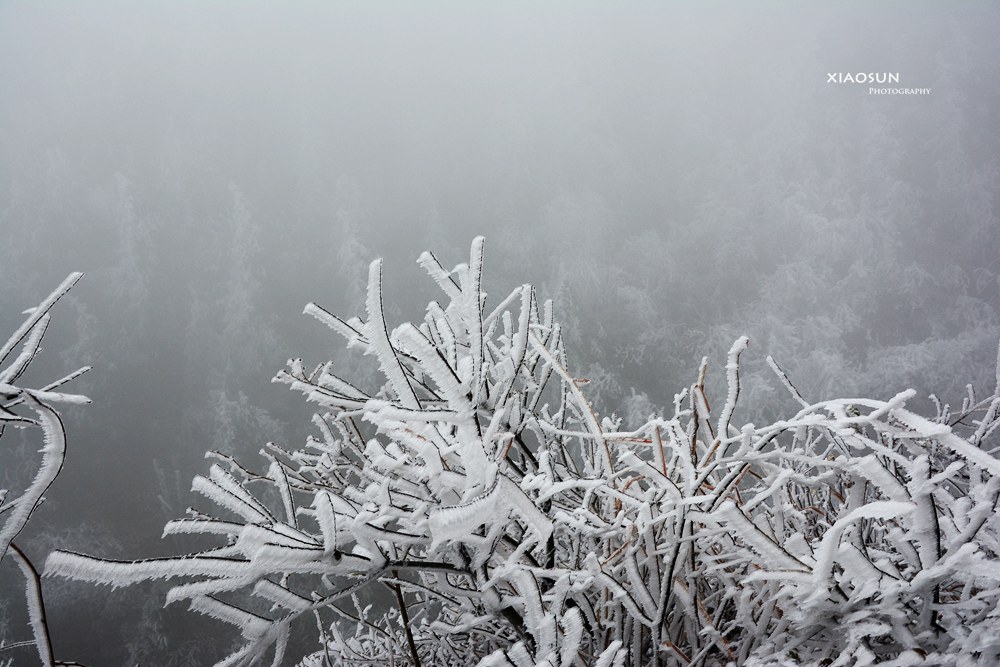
[1,274,91,667]
[45,241,1000,666]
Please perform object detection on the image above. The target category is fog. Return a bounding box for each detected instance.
[1,2,998,664]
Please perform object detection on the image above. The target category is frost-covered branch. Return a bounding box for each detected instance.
[1,274,91,667]
[45,241,1000,666]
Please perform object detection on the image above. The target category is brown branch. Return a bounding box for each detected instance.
[387,571,422,667]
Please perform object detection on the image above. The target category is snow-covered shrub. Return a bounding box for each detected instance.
[1,273,91,666]
[47,240,1000,666]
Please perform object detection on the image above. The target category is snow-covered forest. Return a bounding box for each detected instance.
[2,3,1000,666]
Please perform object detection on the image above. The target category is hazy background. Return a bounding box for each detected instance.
[1,2,998,664]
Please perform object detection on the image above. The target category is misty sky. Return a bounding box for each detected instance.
[1,2,999,664]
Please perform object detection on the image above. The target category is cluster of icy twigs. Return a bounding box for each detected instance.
[0,273,91,667]
[33,239,1000,665]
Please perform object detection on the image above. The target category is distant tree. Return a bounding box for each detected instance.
[48,240,1000,666]
[1,274,90,667]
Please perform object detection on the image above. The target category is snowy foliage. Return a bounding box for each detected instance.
[46,240,1000,666]
[1,274,91,666]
